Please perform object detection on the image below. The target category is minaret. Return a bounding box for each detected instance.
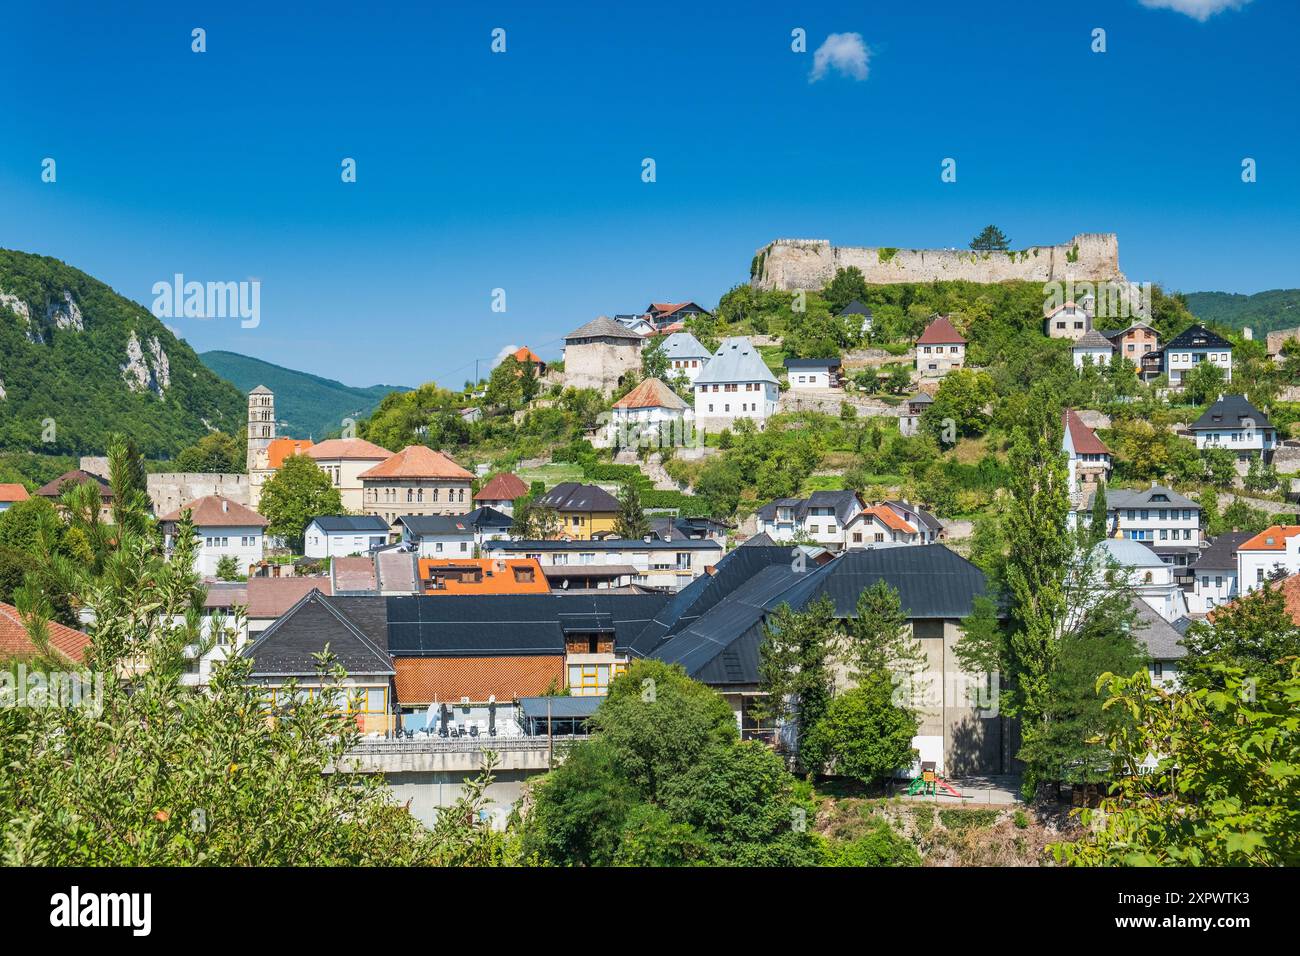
[247,385,275,468]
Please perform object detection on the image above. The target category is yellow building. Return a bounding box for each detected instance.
[534,482,620,539]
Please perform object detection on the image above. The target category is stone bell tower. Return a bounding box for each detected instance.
[247,385,275,468]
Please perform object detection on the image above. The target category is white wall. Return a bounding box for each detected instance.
[787,369,834,389]
[191,525,264,577]
[1190,569,1237,613]
[694,381,778,423]
[304,525,389,559]
[1165,349,1232,384]
[409,532,475,558]
[1239,538,1300,592]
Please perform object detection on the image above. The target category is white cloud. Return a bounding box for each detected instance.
[809,32,870,83]
[1138,0,1253,21]
[490,343,520,369]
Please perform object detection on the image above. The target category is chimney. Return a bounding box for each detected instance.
[222,498,229,513]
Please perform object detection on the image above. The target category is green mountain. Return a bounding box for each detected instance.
[1185,289,1300,335]
[0,249,244,458]
[199,350,409,440]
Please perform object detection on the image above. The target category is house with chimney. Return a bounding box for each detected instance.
[915,315,965,377]
[1045,296,1094,340]
[1237,526,1300,593]
[1063,409,1113,501]
[473,472,529,515]
[693,336,780,430]
[660,331,712,383]
[1188,394,1278,462]
[1161,324,1233,387]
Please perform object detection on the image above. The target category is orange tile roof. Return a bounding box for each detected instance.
[0,602,92,664]
[611,377,688,411]
[306,438,393,461]
[861,505,915,534]
[511,346,544,365]
[1064,408,1112,456]
[266,438,314,468]
[418,558,550,595]
[159,495,268,527]
[916,315,966,345]
[394,655,563,705]
[1238,526,1300,551]
[474,472,529,501]
[358,445,474,481]
[0,483,29,502]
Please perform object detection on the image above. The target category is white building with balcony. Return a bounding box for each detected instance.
[1162,324,1233,386]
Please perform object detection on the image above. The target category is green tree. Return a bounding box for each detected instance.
[215,555,243,581]
[969,225,1010,251]
[614,482,650,539]
[1180,583,1300,690]
[1201,447,1237,488]
[757,595,838,770]
[174,431,243,473]
[640,336,669,380]
[257,455,344,551]
[1182,359,1226,405]
[1051,661,1300,866]
[801,677,919,786]
[1089,480,1110,543]
[823,267,870,314]
[844,580,925,684]
[925,369,996,443]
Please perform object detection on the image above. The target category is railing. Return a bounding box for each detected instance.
[348,735,590,755]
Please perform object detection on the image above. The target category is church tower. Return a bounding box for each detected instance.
[247,385,275,468]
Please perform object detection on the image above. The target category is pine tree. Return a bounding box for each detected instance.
[756,595,838,771]
[969,225,1010,251]
[1089,480,1110,543]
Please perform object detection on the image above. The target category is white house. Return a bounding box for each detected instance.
[1128,597,1187,689]
[660,331,712,384]
[303,515,391,559]
[472,472,529,515]
[465,506,514,548]
[754,491,864,550]
[1063,409,1113,501]
[1237,526,1300,593]
[694,336,779,429]
[1096,538,1189,623]
[783,358,841,389]
[1080,484,1202,571]
[159,495,268,578]
[483,537,723,591]
[1045,297,1095,340]
[180,581,249,687]
[397,514,475,558]
[1162,324,1233,386]
[838,299,873,336]
[608,377,691,447]
[0,484,28,513]
[1188,394,1278,461]
[1071,330,1115,368]
[1188,531,1252,614]
[915,316,966,377]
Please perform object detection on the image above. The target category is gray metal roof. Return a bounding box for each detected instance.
[784,357,841,369]
[755,491,863,526]
[564,316,644,342]
[1165,324,1232,352]
[661,331,710,359]
[535,482,621,513]
[398,514,473,535]
[1191,531,1253,572]
[837,299,872,317]
[1073,330,1115,350]
[308,515,390,533]
[484,537,723,552]
[1095,485,1200,511]
[1128,597,1187,661]
[518,696,603,720]
[694,336,778,385]
[241,591,394,678]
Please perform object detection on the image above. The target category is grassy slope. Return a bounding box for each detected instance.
[199,350,409,440]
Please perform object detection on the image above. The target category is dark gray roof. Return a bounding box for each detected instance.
[308,515,390,533]
[535,482,621,513]
[906,392,934,405]
[564,316,643,342]
[881,500,944,533]
[241,591,394,678]
[1191,395,1273,431]
[1191,531,1253,572]
[740,532,777,547]
[1073,330,1115,350]
[837,299,872,317]
[1165,324,1232,352]
[484,537,723,552]
[518,696,602,720]
[1128,597,1187,661]
[1093,485,1200,511]
[464,506,513,529]
[755,491,863,526]
[398,514,473,535]
[784,357,841,369]
[386,593,669,657]
[642,544,988,686]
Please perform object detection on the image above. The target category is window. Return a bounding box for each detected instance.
[1153,662,1163,680]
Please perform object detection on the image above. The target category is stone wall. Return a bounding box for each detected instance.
[752,233,1124,291]
[562,340,641,394]
[147,472,250,516]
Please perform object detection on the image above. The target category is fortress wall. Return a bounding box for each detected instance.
[753,233,1123,291]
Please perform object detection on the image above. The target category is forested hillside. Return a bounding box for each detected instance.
[200,350,409,439]
[1186,289,1300,334]
[0,249,244,457]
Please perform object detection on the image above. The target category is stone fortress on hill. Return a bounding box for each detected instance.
[750,232,1126,291]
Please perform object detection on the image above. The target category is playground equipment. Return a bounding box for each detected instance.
[906,761,969,798]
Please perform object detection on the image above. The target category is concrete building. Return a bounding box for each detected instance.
[397,514,476,558]
[1071,330,1115,368]
[360,445,475,530]
[1096,538,1189,623]
[915,315,966,377]
[306,438,395,511]
[1188,531,1253,614]
[608,377,691,448]
[898,392,932,437]
[484,536,723,591]
[1098,321,1160,378]
[561,316,643,393]
[472,472,529,515]
[783,357,842,389]
[533,482,621,540]
[1063,408,1113,502]
[1045,298,1094,340]
[159,495,268,577]
[693,336,779,430]
[303,515,391,559]
[1082,484,1202,572]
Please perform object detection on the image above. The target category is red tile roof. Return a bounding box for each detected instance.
[0,483,29,503]
[474,472,529,502]
[1238,526,1300,552]
[916,315,966,345]
[1278,574,1300,627]
[306,438,393,460]
[611,377,688,411]
[1064,409,1113,456]
[0,602,92,664]
[35,470,112,499]
[159,495,268,527]
[266,438,314,469]
[861,505,915,534]
[246,577,332,619]
[394,655,563,705]
[358,445,474,481]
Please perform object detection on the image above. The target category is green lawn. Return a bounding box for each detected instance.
[512,461,587,488]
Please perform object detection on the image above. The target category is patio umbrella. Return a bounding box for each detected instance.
[439,703,449,734]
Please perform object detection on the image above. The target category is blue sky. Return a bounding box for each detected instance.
[1,0,1296,388]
